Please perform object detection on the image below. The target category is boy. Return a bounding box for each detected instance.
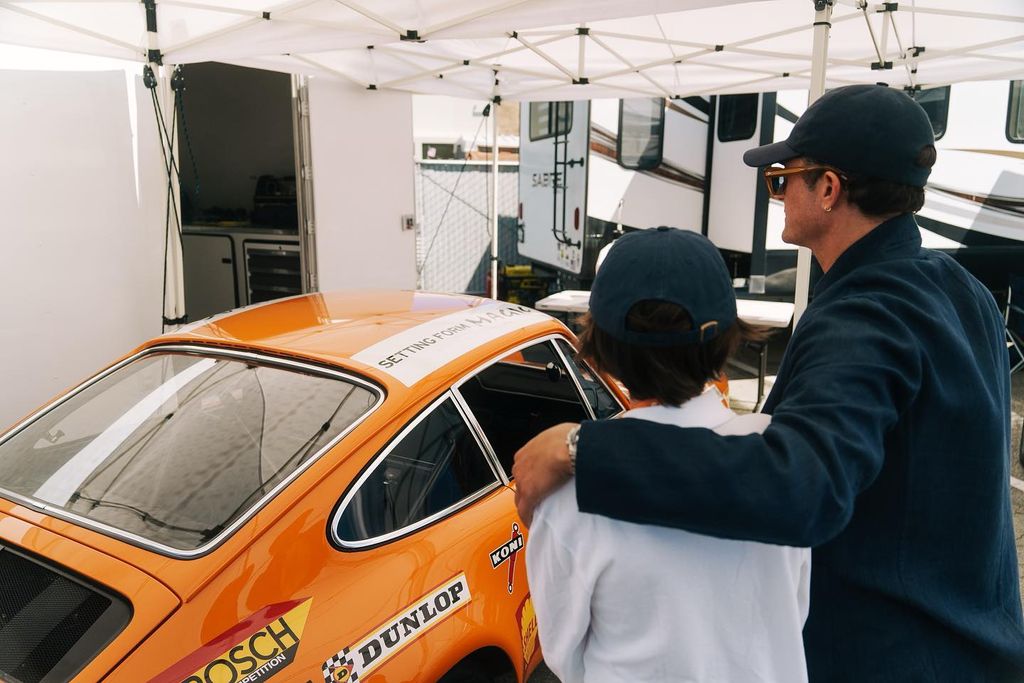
[525,227,810,682]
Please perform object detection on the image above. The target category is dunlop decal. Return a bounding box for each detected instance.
[516,594,538,673]
[180,599,312,683]
[489,522,524,593]
[322,574,472,681]
[350,302,551,386]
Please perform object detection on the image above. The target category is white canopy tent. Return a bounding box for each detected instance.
[4,1,1021,95]
[3,0,1022,319]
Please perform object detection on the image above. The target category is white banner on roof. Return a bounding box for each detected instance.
[351,301,551,386]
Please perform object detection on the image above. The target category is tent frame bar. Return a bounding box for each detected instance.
[0,1,139,54]
[514,32,577,81]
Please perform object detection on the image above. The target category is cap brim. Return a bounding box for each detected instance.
[742,140,799,167]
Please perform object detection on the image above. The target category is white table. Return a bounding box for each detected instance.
[535,290,795,408]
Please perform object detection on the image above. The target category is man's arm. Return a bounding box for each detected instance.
[515,296,922,543]
[513,423,575,526]
[574,296,922,547]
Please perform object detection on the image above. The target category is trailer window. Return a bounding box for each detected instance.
[529,102,573,141]
[1008,81,1024,143]
[617,98,665,170]
[717,94,759,142]
[912,86,950,140]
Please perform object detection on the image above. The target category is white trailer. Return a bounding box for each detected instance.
[518,80,1024,293]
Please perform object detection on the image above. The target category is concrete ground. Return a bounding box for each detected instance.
[528,337,1024,683]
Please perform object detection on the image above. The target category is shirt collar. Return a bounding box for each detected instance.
[814,213,922,296]
[623,389,734,429]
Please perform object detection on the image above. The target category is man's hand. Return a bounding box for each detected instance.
[512,422,577,526]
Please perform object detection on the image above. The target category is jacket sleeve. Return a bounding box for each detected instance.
[575,295,922,547]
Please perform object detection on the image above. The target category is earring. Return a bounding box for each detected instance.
[823,206,832,212]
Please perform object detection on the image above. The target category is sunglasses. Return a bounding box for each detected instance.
[762,165,847,200]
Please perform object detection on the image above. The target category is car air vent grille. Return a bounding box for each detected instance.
[0,545,131,683]
[244,241,302,304]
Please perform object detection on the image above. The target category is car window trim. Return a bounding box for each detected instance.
[0,344,384,560]
[550,338,598,421]
[331,390,503,550]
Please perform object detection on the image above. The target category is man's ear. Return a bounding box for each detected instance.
[820,170,842,207]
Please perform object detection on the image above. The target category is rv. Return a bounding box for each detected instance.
[518,80,1024,295]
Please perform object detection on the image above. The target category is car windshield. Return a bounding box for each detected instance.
[0,350,378,552]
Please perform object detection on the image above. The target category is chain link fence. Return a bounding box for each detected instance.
[415,161,525,295]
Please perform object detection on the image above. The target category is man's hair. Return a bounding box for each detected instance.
[802,146,936,216]
[577,300,769,407]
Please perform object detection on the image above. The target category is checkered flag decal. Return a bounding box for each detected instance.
[322,648,358,683]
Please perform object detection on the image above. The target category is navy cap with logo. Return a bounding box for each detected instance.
[742,84,935,187]
[590,227,736,347]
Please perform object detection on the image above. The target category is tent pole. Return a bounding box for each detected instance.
[490,96,500,300]
[793,0,833,327]
[159,64,186,328]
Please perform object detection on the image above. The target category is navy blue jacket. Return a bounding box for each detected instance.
[576,215,1024,681]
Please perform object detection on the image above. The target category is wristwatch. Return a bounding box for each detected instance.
[566,425,581,474]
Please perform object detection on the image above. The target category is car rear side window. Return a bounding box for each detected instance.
[0,349,379,553]
[335,396,498,544]
[455,340,595,477]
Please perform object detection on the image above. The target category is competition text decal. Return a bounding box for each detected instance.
[517,594,538,672]
[489,523,524,593]
[350,303,551,386]
[178,599,312,683]
[322,574,472,682]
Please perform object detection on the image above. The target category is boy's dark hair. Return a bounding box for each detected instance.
[578,300,770,407]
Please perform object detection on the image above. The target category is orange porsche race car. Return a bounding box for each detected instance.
[0,291,626,683]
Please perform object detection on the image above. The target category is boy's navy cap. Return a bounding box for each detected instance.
[742,84,935,187]
[590,227,736,347]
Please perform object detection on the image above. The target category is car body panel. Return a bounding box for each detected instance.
[0,509,180,681]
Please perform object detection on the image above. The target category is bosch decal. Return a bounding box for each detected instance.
[489,523,524,593]
[174,599,312,683]
[322,575,472,681]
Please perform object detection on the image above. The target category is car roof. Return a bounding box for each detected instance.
[155,290,565,392]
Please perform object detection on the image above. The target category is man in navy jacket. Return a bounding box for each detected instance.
[513,85,1024,680]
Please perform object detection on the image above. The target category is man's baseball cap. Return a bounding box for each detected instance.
[742,84,935,187]
[590,227,736,347]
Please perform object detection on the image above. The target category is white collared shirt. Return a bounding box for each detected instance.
[526,391,811,683]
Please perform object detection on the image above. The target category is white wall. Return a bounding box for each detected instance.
[412,94,490,156]
[309,80,417,290]
[0,69,164,429]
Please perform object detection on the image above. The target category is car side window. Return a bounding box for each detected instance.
[555,339,624,420]
[456,340,592,478]
[336,396,498,544]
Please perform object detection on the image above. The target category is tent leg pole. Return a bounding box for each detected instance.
[490,101,500,300]
[793,0,833,327]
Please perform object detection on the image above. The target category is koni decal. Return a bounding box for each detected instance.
[154,599,312,683]
[321,574,472,682]
[490,523,524,593]
[351,303,551,386]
